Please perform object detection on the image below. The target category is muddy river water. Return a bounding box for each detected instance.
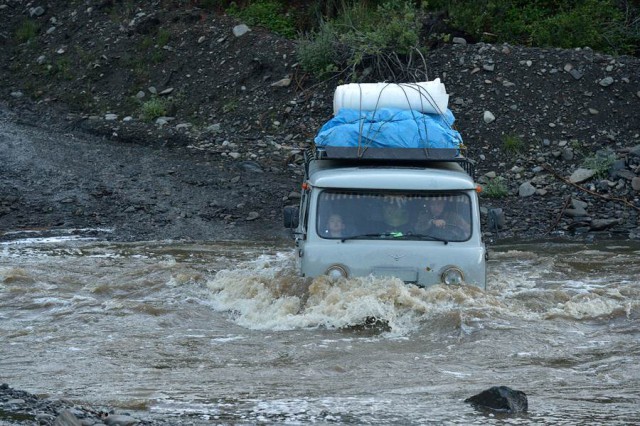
[1,237,639,424]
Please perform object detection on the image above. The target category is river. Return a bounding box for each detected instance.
[1,236,639,425]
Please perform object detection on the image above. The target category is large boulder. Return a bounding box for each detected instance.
[465,386,528,413]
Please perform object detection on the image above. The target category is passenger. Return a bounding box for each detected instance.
[381,198,412,234]
[324,213,346,238]
[417,198,470,238]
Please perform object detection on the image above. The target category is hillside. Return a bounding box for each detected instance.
[1,1,640,242]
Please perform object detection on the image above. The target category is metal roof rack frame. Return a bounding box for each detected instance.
[305,146,476,179]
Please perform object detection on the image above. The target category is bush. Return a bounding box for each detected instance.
[427,0,639,55]
[227,1,296,38]
[297,1,426,81]
[141,98,167,121]
[502,133,524,155]
[296,23,340,77]
[582,150,617,178]
[482,177,509,198]
[15,19,39,43]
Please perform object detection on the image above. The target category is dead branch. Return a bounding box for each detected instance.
[541,163,640,213]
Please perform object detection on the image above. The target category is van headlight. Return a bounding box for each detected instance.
[325,264,349,280]
[441,266,464,285]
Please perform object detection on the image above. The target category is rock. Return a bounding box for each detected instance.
[159,87,174,95]
[236,160,263,173]
[561,148,574,161]
[590,218,621,231]
[483,64,495,72]
[29,6,46,17]
[105,113,118,121]
[103,414,140,426]
[571,198,588,210]
[632,177,640,191]
[487,208,505,230]
[233,24,251,37]
[570,168,596,183]
[452,37,467,45]
[564,207,588,218]
[588,108,599,115]
[569,69,583,80]
[483,111,495,124]
[53,409,82,426]
[246,211,260,221]
[271,78,291,87]
[465,386,528,413]
[518,181,536,197]
[599,77,614,87]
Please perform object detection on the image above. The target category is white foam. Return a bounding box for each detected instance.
[206,252,501,335]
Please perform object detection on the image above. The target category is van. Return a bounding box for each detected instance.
[284,146,486,289]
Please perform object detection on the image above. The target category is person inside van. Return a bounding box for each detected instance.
[415,197,470,239]
[323,213,346,238]
[381,198,412,234]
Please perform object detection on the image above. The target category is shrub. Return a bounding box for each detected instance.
[297,1,425,81]
[141,98,167,121]
[482,177,509,198]
[156,29,171,47]
[502,133,524,155]
[15,19,39,43]
[227,1,296,38]
[582,150,617,178]
[296,23,340,78]
[426,0,639,55]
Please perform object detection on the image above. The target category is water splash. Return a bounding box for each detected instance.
[206,252,502,335]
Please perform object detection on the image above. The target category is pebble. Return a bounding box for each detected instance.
[233,24,251,37]
[570,168,596,183]
[599,77,614,87]
[483,111,495,124]
[518,181,536,197]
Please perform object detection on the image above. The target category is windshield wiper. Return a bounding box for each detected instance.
[340,232,449,244]
[404,233,450,244]
[340,232,401,242]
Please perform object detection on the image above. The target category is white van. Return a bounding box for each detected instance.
[284,147,486,289]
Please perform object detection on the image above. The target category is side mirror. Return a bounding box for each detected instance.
[283,205,300,229]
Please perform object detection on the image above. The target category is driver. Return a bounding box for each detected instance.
[416,198,470,237]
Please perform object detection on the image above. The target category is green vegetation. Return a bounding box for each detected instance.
[482,177,509,198]
[15,19,39,43]
[426,0,639,55]
[222,100,238,113]
[582,150,617,178]
[297,1,425,80]
[156,29,171,47]
[141,98,168,121]
[48,58,73,80]
[502,133,524,155]
[227,1,296,38]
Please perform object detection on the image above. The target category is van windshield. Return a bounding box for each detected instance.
[317,190,472,242]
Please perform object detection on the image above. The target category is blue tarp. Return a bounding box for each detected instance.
[314,108,462,149]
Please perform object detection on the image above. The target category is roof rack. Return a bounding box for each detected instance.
[305,146,476,179]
